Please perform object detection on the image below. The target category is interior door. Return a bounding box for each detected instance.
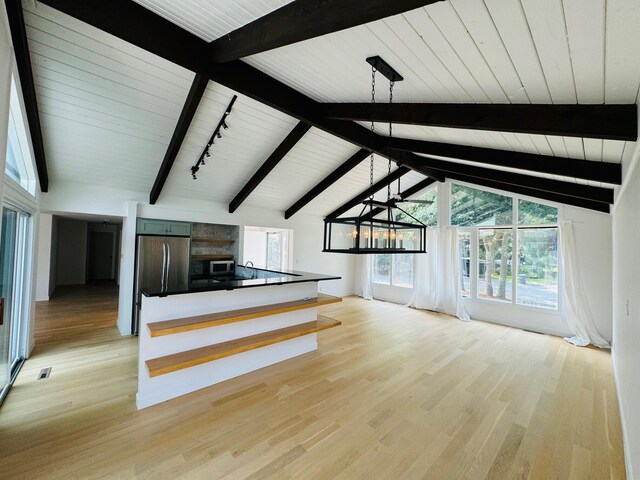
[88,231,114,280]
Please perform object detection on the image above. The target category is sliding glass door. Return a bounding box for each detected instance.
[0,205,31,404]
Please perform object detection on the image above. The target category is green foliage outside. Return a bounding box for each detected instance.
[451,184,558,299]
[393,187,438,226]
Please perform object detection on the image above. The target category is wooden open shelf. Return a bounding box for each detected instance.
[191,254,234,260]
[191,238,235,244]
[147,294,342,337]
[145,316,341,377]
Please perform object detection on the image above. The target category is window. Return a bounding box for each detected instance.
[392,254,413,287]
[243,226,292,270]
[518,200,558,225]
[394,186,438,227]
[478,229,513,302]
[458,232,471,297]
[451,184,512,227]
[373,254,413,288]
[373,254,390,284]
[5,77,36,195]
[517,228,558,309]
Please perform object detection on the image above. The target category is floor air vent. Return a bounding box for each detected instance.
[37,367,52,380]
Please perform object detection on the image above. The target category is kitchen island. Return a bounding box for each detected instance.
[136,268,341,409]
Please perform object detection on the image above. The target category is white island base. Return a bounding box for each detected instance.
[136,282,340,409]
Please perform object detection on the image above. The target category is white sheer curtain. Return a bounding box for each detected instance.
[560,221,610,348]
[360,254,373,300]
[406,227,469,321]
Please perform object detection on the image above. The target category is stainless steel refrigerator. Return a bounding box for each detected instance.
[133,235,190,335]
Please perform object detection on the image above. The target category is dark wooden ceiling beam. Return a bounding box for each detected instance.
[385,137,622,185]
[38,0,617,214]
[229,122,311,213]
[209,0,444,63]
[360,177,437,219]
[396,151,613,204]
[36,0,447,193]
[285,148,369,219]
[325,167,410,219]
[37,0,209,72]
[5,0,48,191]
[444,171,609,213]
[322,103,638,141]
[150,74,209,204]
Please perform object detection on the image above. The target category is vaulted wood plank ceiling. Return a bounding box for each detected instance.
[11,0,640,216]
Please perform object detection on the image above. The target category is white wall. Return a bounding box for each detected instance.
[35,213,51,300]
[612,149,640,480]
[49,215,58,296]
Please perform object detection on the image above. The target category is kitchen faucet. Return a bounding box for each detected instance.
[244,261,255,278]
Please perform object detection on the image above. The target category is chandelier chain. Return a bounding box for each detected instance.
[369,67,376,203]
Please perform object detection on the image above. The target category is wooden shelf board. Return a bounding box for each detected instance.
[147,294,342,337]
[145,316,341,377]
[192,238,235,244]
[191,254,234,260]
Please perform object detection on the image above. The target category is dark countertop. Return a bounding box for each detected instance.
[141,267,341,297]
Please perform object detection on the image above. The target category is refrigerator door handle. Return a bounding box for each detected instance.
[161,242,167,289]
[166,242,171,285]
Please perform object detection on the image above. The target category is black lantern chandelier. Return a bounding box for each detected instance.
[323,56,427,255]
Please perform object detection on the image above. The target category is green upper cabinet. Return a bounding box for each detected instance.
[137,219,191,237]
[165,222,191,237]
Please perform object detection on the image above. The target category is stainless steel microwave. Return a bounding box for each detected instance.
[210,260,234,275]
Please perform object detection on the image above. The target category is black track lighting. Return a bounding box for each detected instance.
[190,95,237,180]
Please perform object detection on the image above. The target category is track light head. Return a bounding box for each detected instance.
[217,131,222,139]
[222,121,229,129]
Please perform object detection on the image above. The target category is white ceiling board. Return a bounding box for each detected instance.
[160,82,299,204]
[24,4,192,84]
[246,128,360,212]
[605,0,640,102]
[398,9,491,103]
[520,0,577,103]
[482,0,552,103]
[244,9,484,103]
[132,0,293,42]
[447,0,528,103]
[602,140,628,164]
[23,2,194,191]
[563,0,605,103]
[294,156,409,217]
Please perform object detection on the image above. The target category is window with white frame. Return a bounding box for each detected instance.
[394,186,438,226]
[452,184,559,310]
[5,76,36,195]
[372,183,435,288]
[373,253,413,288]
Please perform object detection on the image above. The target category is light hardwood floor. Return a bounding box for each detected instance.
[0,286,626,479]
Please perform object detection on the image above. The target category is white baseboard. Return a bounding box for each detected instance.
[611,344,634,480]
